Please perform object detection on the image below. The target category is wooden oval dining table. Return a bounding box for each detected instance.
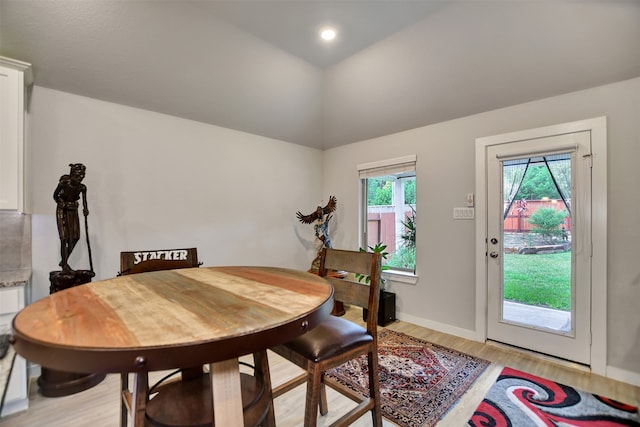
[11,266,334,426]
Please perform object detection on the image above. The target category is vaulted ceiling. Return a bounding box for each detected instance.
[1,0,639,150]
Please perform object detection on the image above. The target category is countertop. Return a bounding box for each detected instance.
[0,269,31,288]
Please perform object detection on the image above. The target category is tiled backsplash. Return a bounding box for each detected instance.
[0,212,31,272]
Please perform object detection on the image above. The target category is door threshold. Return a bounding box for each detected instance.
[487,339,591,373]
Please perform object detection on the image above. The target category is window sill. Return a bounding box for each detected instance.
[383,269,418,285]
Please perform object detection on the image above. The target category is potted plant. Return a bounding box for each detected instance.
[357,243,396,326]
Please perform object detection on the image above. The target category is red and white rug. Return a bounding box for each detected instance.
[468,367,640,426]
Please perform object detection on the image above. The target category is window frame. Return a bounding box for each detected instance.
[358,155,418,281]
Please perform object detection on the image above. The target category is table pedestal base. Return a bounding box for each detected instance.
[37,369,106,397]
[145,370,270,426]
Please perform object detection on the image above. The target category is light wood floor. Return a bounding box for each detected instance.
[2,307,638,426]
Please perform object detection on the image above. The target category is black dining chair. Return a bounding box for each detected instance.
[271,247,383,427]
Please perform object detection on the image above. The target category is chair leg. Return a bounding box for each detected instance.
[131,373,149,427]
[120,373,129,427]
[367,351,383,427]
[319,381,328,416]
[303,364,323,427]
[254,350,276,427]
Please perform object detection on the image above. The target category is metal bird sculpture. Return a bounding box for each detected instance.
[297,196,338,272]
[296,195,337,224]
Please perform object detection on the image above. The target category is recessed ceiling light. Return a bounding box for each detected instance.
[320,27,336,41]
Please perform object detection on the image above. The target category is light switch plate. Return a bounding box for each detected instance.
[453,207,475,219]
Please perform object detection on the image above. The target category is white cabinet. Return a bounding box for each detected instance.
[0,57,32,212]
[0,285,28,417]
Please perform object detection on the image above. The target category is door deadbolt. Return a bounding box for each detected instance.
[490,238,498,244]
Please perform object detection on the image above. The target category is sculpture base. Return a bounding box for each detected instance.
[49,269,95,294]
[37,369,106,397]
[40,269,103,397]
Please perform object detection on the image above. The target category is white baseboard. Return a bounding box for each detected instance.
[606,365,640,388]
[0,397,28,417]
[396,311,483,342]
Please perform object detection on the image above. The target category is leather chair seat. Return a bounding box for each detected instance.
[284,315,373,363]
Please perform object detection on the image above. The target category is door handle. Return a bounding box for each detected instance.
[489,251,499,258]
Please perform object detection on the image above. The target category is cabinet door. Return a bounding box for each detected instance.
[0,58,30,211]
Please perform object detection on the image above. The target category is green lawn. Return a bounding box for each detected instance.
[503,252,571,311]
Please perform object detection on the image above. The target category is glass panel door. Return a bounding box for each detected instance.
[486,131,591,365]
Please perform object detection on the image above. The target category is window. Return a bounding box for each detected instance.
[358,155,416,273]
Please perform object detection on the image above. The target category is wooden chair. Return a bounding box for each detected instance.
[118,248,276,427]
[118,248,201,427]
[271,247,383,427]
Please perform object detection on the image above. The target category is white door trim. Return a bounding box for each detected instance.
[474,117,607,376]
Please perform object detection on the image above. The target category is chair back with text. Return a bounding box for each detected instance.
[118,247,199,276]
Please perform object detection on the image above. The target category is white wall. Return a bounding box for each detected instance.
[25,79,640,382]
[323,77,640,380]
[27,87,324,303]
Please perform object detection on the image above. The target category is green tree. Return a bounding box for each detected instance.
[515,165,561,200]
[527,207,568,242]
[367,177,416,206]
[404,179,416,204]
[367,177,392,205]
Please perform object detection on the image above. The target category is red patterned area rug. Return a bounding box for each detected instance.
[468,367,640,426]
[324,328,490,427]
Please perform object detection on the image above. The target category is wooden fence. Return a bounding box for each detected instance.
[367,209,413,254]
[504,199,571,232]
